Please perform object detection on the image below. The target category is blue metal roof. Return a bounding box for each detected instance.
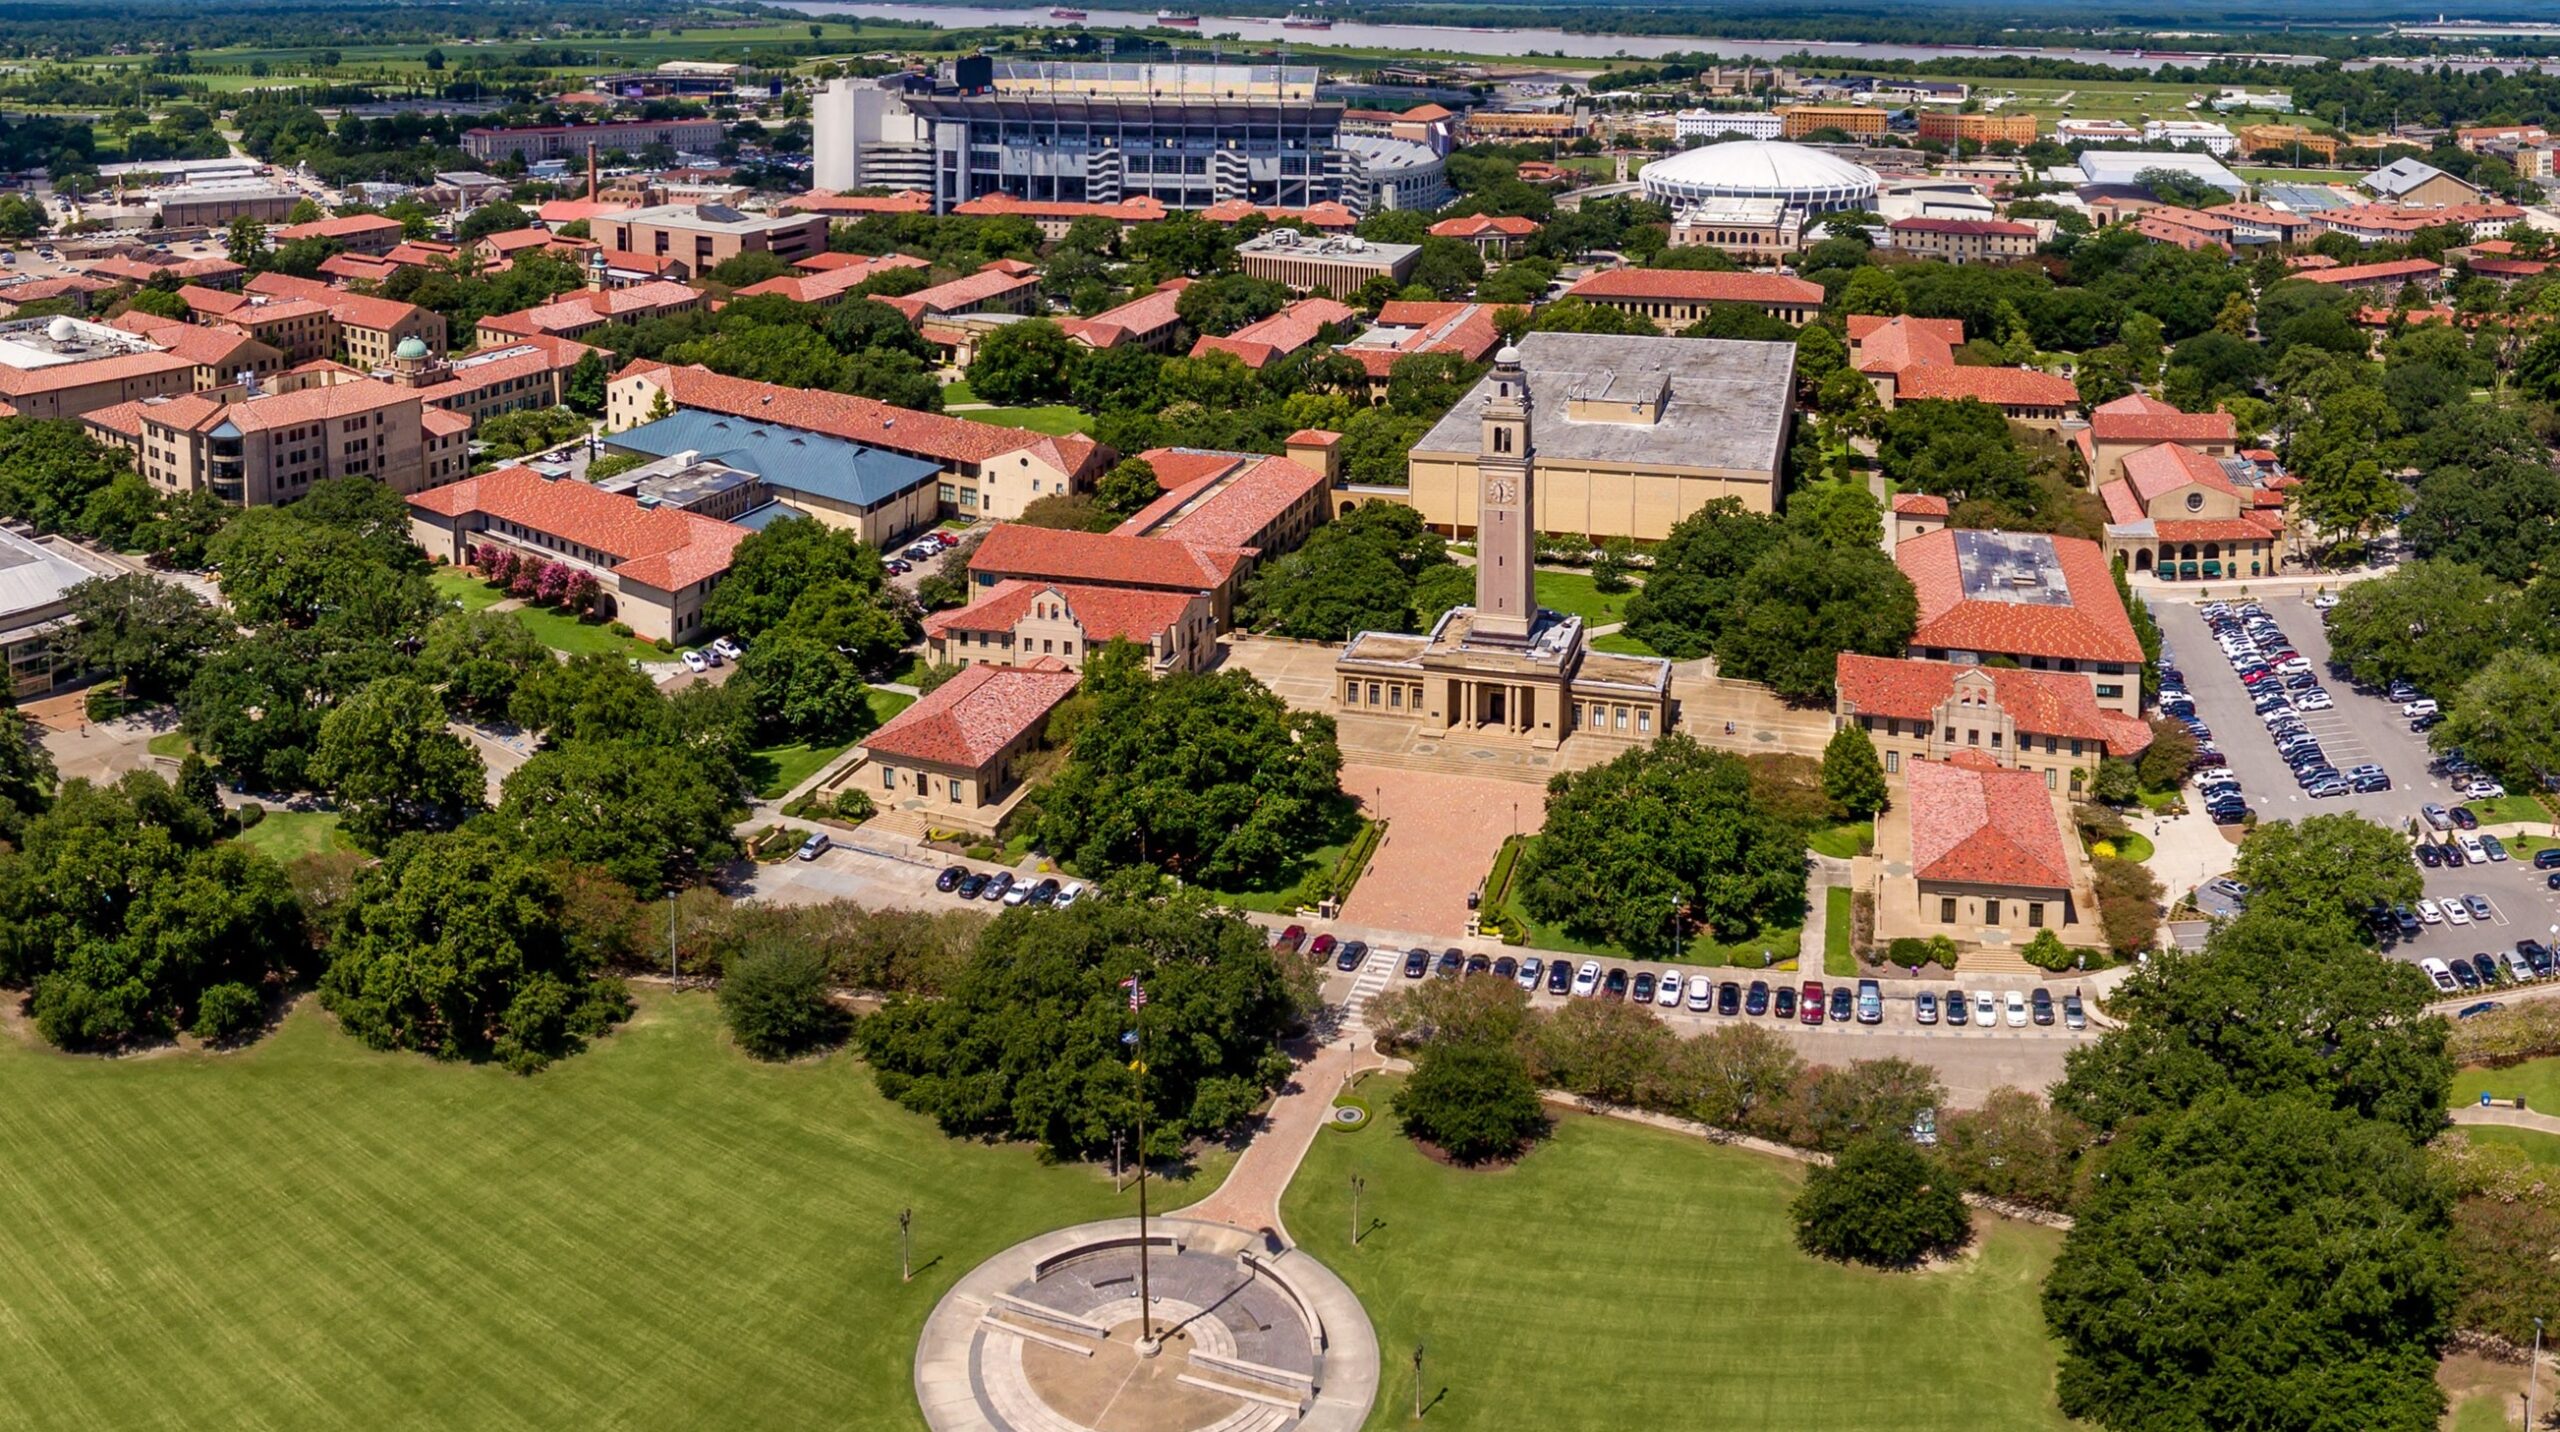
[606,410,942,510]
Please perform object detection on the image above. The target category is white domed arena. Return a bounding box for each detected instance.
[1639,140,1880,215]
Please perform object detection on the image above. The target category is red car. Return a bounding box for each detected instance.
[1800,981,1825,1025]
[1273,925,1307,955]
[1308,932,1337,961]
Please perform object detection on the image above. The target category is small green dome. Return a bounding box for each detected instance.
[393,336,431,361]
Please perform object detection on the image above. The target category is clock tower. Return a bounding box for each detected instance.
[1472,344,1536,646]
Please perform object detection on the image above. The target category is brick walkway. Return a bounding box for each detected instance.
[1183,1035,1381,1242]
[1337,764,1541,936]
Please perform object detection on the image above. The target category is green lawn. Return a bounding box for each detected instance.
[1532,568,1636,627]
[1587,630,1662,658]
[745,739,859,801]
[2455,1394,2521,1432]
[145,730,191,759]
[429,565,504,614]
[940,378,978,405]
[1285,1081,2073,1431]
[1487,835,1802,968]
[2458,1125,2560,1168]
[2454,1060,2560,1112]
[2234,166,2360,184]
[1823,885,1856,977]
[2095,832,2155,864]
[878,650,932,688]
[1207,819,1373,915]
[229,809,353,861]
[2470,793,2553,827]
[1808,821,1872,860]
[962,405,1094,437]
[0,990,1223,1430]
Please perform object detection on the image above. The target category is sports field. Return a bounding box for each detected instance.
[1285,1079,2075,1431]
[0,990,1220,1431]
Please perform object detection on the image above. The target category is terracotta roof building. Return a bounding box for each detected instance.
[1886,216,2038,263]
[406,465,748,643]
[2096,439,2286,583]
[968,524,1252,626]
[1059,279,1191,353]
[1427,212,1542,257]
[605,361,1102,523]
[2294,256,2446,293]
[1333,300,1501,390]
[778,189,934,217]
[1890,754,2092,950]
[1190,296,1357,369]
[244,271,448,368]
[877,261,1044,324]
[383,332,595,426]
[951,192,1171,239]
[81,254,247,290]
[736,251,930,306]
[1836,652,2150,797]
[923,580,1215,675]
[107,311,288,390]
[1890,490,1948,546]
[1845,313,2078,427]
[855,659,1083,833]
[476,279,707,345]
[2075,392,2239,480]
[1197,199,1359,231]
[179,285,336,366]
[1895,527,2143,714]
[272,213,405,256]
[0,315,205,421]
[86,369,467,508]
[1561,267,1824,329]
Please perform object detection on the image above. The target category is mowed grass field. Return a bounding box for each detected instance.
[0,990,1220,1431]
[1285,1080,2076,1432]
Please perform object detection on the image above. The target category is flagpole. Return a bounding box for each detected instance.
[1126,974,1159,1356]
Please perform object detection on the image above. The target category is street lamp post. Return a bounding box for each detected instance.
[1412,1342,1425,1421]
[1350,1173,1365,1247]
[899,1207,913,1284]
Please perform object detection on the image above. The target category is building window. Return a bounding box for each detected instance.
[1388,685,1402,709]
[1884,750,1900,773]
[2096,684,2123,700]
[1366,682,1380,705]
[1940,897,1957,924]
[2047,767,2058,790]
[1983,899,2001,925]
[1637,709,1651,735]
[948,779,962,802]
[882,766,895,789]
[2028,903,2045,929]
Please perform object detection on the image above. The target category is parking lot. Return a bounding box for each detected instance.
[2149,593,2560,972]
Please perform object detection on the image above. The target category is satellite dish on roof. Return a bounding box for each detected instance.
[46,316,76,343]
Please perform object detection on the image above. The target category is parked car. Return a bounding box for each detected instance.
[1774,985,1797,1020]
[1944,989,1968,1026]
[2417,844,2444,869]
[1308,932,1337,961]
[2421,803,2453,831]
[1687,977,1715,1013]
[1273,925,1307,955]
[1976,990,2000,1026]
[2483,834,2509,862]
[2537,848,2560,871]
[1826,984,1851,1023]
[957,873,989,899]
[2452,806,2481,831]
[1548,959,1575,995]
[794,831,831,861]
[1656,972,1685,1009]
[1718,981,1741,1016]
[1493,955,1518,980]
[1404,949,1430,980]
[1630,971,1656,1003]
[1799,981,1823,1025]
[2030,988,2055,1026]
[935,865,967,891]
[1602,966,1629,999]
[1337,939,1370,971]
[2395,904,2423,939]
[2473,952,2504,986]
[1745,980,1771,1016]
[2447,897,2473,926]
[1915,991,1939,1025]
[2452,959,2482,990]
[2062,993,2086,1031]
[1465,953,1492,978]
[2466,779,2508,800]
[1002,880,1034,906]
[1856,979,1883,1024]
[2459,1001,2505,1020]
[2417,898,2444,925]
[680,649,709,673]
[711,636,742,660]
[2459,833,2490,865]
[981,871,1013,901]
[1054,881,1087,909]
[1516,956,1543,990]
[2004,990,2029,1027]
[1437,949,1464,979]
[2466,893,2495,922]
[2420,957,2460,994]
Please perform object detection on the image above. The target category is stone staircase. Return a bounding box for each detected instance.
[1955,945,2044,977]
[857,805,947,842]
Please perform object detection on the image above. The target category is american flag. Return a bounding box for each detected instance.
[1121,976,1148,1012]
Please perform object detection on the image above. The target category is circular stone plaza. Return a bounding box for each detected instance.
[1636,138,1881,216]
[916,1218,1378,1432]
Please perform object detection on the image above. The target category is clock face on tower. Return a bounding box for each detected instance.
[1485,479,1516,506]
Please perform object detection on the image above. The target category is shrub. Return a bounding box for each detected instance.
[964,843,998,861]
[192,982,264,1044]
[2022,928,2075,972]
[1393,1042,1547,1164]
[1790,1135,1971,1268]
[235,802,266,829]
[652,637,675,653]
[2090,839,2118,860]
[1887,937,1931,967]
[717,941,851,1060]
[607,621,634,637]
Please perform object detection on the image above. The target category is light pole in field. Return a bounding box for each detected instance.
[899,1207,913,1284]
[1350,1173,1365,1247]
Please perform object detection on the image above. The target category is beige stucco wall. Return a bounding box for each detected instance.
[1400,448,1780,540]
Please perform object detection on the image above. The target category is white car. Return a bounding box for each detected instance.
[2004,990,2029,1027]
[2191,768,2236,787]
[1054,881,1087,909]
[2416,898,2443,925]
[1002,882,1033,906]
[2403,699,2439,717]
[1687,978,1714,1012]
[2446,898,2472,926]
[1975,990,1999,1028]
[2459,833,2490,865]
[2420,957,2459,993]
[2312,593,2340,610]
[711,636,743,660]
[2294,692,2333,711]
[2466,779,2508,800]
[1516,957,1543,992]
[1571,960,1601,998]
[2275,657,2313,674]
[680,649,709,673]
[1656,972,1685,1009]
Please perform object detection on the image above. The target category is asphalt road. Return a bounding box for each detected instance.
[2149,592,2560,967]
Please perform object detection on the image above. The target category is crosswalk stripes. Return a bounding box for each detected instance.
[1340,952,1398,1029]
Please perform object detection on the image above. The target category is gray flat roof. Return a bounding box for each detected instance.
[2074,150,2246,195]
[1412,331,1796,475]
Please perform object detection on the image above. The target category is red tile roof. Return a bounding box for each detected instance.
[2118,441,2237,507]
[2132,205,2234,234]
[737,252,930,304]
[922,579,1200,643]
[1851,314,1958,375]
[1336,300,1500,377]
[2151,518,2283,543]
[1896,527,2143,664]
[1190,296,1356,369]
[107,311,273,367]
[1428,213,1542,239]
[779,189,933,216]
[474,228,557,257]
[83,255,245,285]
[415,333,593,406]
[484,280,703,336]
[1847,314,1965,345]
[1060,278,1192,349]
[408,465,748,591]
[319,253,401,284]
[534,200,632,225]
[1892,493,1950,517]
[1116,453,1327,551]
[0,347,195,399]
[860,661,1082,770]
[274,214,404,244]
[624,362,1100,476]
[1888,216,2035,236]
[1565,268,1823,306]
[880,262,1043,320]
[1836,653,2152,755]
[2296,257,2443,287]
[245,271,432,336]
[953,193,1170,224]
[971,523,1246,594]
[2087,392,2237,447]
[1893,364,2079,409]
[1197,199,1359,230]
[1906,756,2073,890]
[1131,446,1251,492]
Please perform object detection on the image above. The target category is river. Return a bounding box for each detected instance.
[781,1,2334,69]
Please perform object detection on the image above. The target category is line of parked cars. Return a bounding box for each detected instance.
[887,527,962,577]
[2192,601,2384,808]
[1370,949,2086,1031]
[2418,940,2557,995]
[680,634,744,675]
[935,864,1086,909]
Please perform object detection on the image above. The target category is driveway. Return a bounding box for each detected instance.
[2149,592,2560,966]
[1336,764,1539,936]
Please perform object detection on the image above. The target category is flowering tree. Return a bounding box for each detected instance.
[564,571,603,614]
[534,561,573,606]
